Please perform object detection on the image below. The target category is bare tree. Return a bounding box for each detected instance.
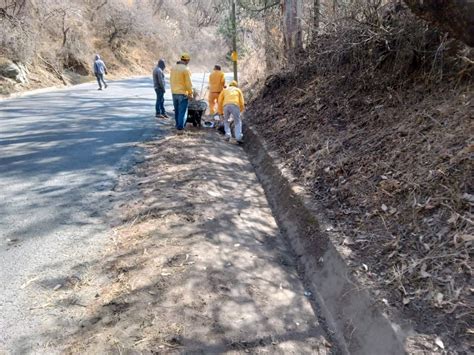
[151,0,165,16]
[281,0,302,58]
[313,0,319,30]
[0,0,37,62]
[0,0,28,18]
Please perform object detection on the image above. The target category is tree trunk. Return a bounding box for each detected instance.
[264,0,273,71]
[263,0,284,71]
[281,0,303,60]
[313,0,319,34]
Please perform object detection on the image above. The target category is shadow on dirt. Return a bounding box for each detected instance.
[16,129,334,353]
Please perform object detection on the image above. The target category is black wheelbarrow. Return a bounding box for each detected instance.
[187,99,208,127]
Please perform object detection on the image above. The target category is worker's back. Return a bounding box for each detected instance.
[209,70,225,93]
[170,63,192,95]
[222,87,242,105]
[218,86,244,114]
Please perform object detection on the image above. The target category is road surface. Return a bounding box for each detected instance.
[0,75,198,352]
[0,74,331,354]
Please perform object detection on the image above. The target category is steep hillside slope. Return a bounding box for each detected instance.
[247,7,473,352]
[0,0,226,95]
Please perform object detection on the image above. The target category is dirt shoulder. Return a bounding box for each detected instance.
[34,125,333,353]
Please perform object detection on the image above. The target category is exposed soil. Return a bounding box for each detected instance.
[246,14,473,352]
[32,126,334,353]
[0,63,148,98]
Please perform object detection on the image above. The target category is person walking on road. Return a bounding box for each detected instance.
[93,54,108,90]
[170,53,193,133]
[153,59,168,118]
[208,65,225,118]
[218,80,245,143]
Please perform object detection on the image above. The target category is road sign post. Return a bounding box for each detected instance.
[231,0,238,82]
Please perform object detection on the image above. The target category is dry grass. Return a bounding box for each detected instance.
[0,0,228,95]
[248,4,473,352]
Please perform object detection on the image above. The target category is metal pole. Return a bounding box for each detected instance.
[232,0,238,82]
[200,72,207,98]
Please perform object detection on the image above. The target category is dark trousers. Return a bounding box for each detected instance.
[172,94,188,130]
[155,89,165,115]
[95,73,106,88]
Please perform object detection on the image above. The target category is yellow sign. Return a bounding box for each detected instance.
[231,51,238,62]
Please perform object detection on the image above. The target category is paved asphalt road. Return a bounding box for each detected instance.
[0,74,210,352]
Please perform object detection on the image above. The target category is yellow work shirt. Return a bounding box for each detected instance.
[218,86,245,115]
[170,63,192,96]
[209,70,225,93]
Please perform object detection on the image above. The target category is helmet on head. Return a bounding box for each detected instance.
[180,52,191,61]
[229,80,238,87]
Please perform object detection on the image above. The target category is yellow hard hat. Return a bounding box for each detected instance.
[229,80,238,87]
[181,52,191,61]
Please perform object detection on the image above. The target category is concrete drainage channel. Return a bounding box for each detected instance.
[243,124,405,355]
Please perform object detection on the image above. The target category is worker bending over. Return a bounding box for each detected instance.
[218,80,245,143]
[208,65,225,117]
[170,53,193,133]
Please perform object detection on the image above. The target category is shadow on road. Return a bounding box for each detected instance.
[0,78,161,242]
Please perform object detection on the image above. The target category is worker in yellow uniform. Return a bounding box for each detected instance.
[170,53,193,133]
[208,65,225,117]
[218,80,245,143]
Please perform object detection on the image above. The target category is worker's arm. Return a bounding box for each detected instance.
[217,91,225,115]
[152,69,158,88]
[220,73,225,91]
[238,89,245,112]
[157,70,165,91]
[184,69,193,97]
